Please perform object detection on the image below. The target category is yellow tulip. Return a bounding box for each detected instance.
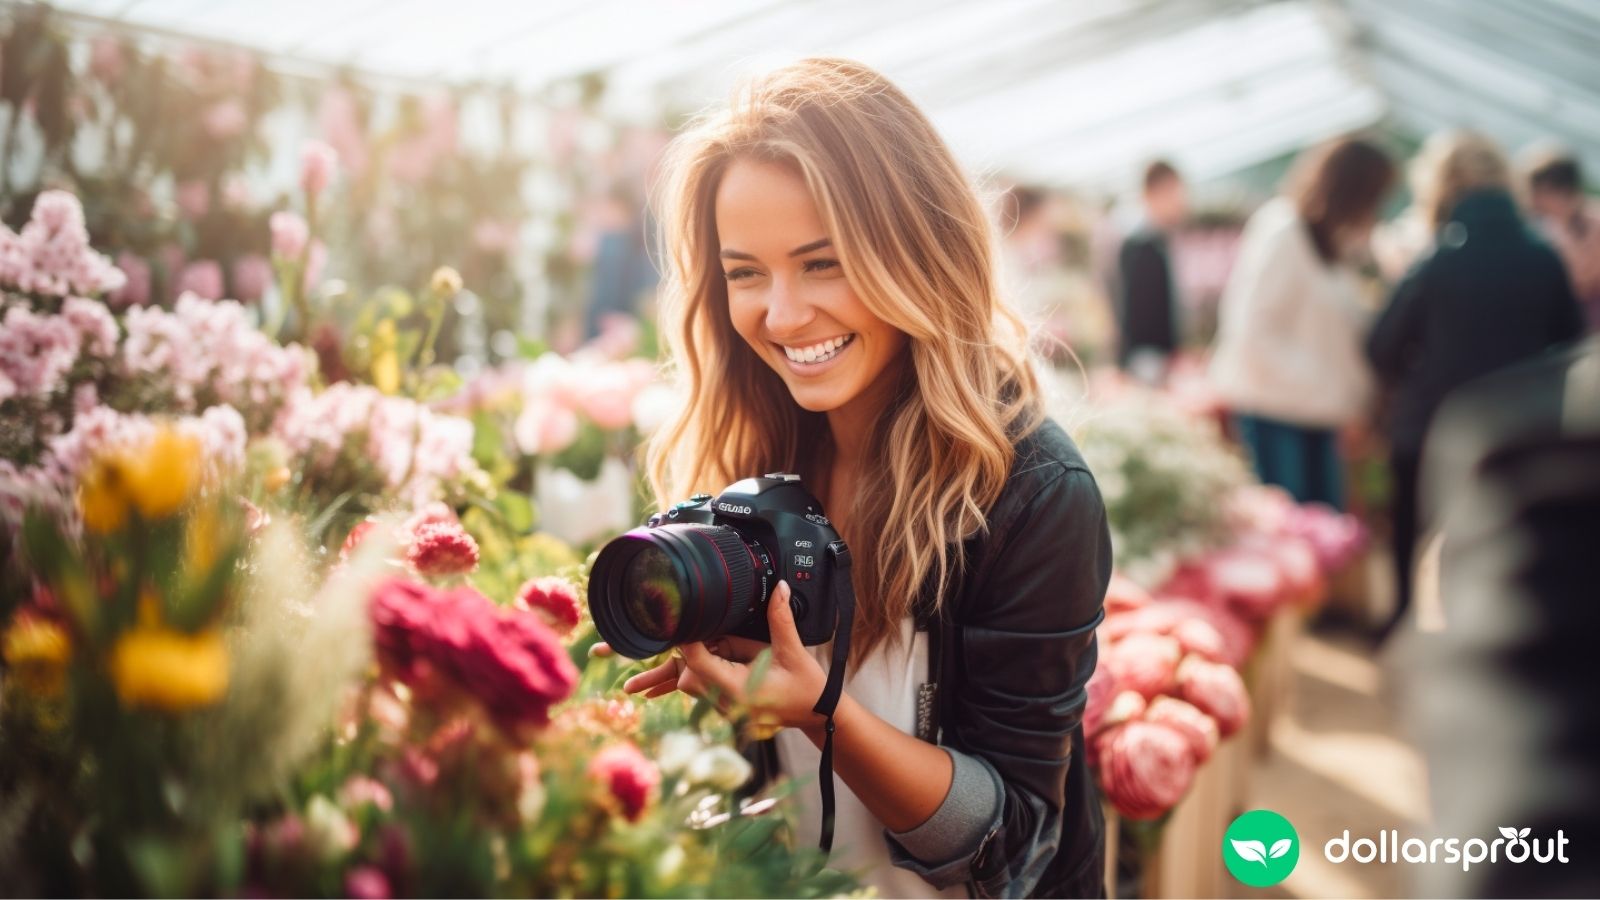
[1,615,72,697]
[125,429,203,520]
[108,625,229,712]
[78,452,132,533]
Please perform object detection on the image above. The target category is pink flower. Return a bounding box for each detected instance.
[1144,696,1219,765]
[344,866,391,900]
[232,253,273,303]
[338,775,394,813]
[175,180,211,220]
[1175,656,1250,738]
[90,35,124,82]
[270,211,310,260]
[301,140,339,199]
[1103,632,1181,699]
[405,521,479,577]
[514,397,579,455]
[0,306,79,398]
[1170,617,1227,663]
[588,743,659,823]
[516,576,582,636]
[369,577,578,735]
[61,297,119,358]
[1104,573,1152,615]
[576,364,639,430]
[110,252,152,307]
[203,99,248,140]
[1084,664,1119,738]
[1095,718,1197,820]
[1210,547,1287,620]
[176,260,225,300]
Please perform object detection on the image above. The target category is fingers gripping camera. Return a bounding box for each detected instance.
[589,473,847,660]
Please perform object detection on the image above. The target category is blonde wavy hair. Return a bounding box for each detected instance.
[1410,129,1511,229]
[645,57,1043,663]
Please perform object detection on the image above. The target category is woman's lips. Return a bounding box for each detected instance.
[774,334,855,377]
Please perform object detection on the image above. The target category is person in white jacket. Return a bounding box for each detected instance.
[1210,137,1396,509]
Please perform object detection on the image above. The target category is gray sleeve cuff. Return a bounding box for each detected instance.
[884,747,1003,870]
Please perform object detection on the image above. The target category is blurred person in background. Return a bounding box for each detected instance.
[1520,142,1600,333]
[1366,130,1585,640]
[1116,160,1187,383]
[1209,136,1396,509]
[1402,334,1600,897]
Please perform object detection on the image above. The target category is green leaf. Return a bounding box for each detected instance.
[495,490,534,534]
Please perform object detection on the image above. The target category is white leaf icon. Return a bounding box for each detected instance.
[1269,838,1292,859]
[1499,826,1518,839]
[1519,828,1531,839]
[1231,839,1269,865]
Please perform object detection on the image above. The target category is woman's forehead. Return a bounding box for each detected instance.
[715,160,828,251]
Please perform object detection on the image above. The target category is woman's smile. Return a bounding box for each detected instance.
[775,333,856,375]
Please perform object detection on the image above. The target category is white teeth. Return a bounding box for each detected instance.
[783,334,853,364]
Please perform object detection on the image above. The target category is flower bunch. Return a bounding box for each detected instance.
[0,190,126,299]
[368,576,578,736]
[275,382,480,508]
[120,293,312,430]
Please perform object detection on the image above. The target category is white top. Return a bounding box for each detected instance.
[1208,197,1375,427]
[774,617,969,899]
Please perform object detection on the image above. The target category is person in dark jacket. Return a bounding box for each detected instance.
[1116,160,1188,382]
[604,58,1112,898]
[1401,335,1600,897]
[1366,130,1585,639]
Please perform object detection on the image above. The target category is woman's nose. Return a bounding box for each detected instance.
[763,278,815,337]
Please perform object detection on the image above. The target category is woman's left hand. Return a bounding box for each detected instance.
[622,580,828,730]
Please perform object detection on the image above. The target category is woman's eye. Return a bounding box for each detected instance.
[724,268,758,282]
[804,258,841,274]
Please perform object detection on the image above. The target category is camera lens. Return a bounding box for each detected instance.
[589,523,763,659]
[619,546,682,642]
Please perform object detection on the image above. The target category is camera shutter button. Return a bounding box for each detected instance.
[788,591,807,622]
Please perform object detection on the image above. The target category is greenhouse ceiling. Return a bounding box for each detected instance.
[28,0,1600,189]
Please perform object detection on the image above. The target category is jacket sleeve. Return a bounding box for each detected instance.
[1367,257,1431,381]
[888,464,1112,897]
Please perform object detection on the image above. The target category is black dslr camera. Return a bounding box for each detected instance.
[588,473,845,659]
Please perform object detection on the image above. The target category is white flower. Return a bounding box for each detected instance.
[655,843,686,881]
[657,731,703,776]
[686,745,753,792]
[303,794,358,862]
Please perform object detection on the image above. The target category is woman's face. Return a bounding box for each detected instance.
[715,158,907,416]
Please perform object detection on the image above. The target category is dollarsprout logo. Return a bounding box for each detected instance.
[1224,809,1300,887]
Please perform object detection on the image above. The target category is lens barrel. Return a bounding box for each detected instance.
[589,523,759,659]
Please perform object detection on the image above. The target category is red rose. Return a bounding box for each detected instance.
[588,742,660,822]
[515,576,583,636]
[1095,718,1197,820]
[1145,695,1220,765]
[1103,632,1181,698]
[369,577,578,736]
[1175,655,1250,738]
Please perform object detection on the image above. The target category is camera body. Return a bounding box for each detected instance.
[646,473,841,645]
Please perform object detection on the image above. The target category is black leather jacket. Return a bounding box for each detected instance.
[746,417,1112,898]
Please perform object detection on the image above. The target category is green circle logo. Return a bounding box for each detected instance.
[1223,809,1300,888]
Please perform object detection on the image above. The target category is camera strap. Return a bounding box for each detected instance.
[812,540,854,854]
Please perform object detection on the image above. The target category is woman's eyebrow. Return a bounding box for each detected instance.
[718,238,832,260]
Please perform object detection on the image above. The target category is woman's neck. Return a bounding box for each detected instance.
[823,354,906,469]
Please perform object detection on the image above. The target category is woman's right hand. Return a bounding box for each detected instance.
[600,635,770,698]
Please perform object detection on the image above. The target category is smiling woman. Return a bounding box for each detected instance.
[631,58,1112,899]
